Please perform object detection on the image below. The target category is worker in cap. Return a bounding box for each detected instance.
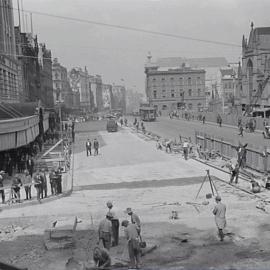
[106,201,119,246]
[98,212,113,250]
[126,208,141,234]
[213,195,226,241]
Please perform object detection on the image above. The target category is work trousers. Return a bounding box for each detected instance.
[0,189,5,203]
[100,232,111,250]
[25,186,31,200]
[218,229,224,241]
[230,171,239,184]
[111,219,119,246]
[86,147,91,156]
[183,147,188,160]
[128,239,141,268]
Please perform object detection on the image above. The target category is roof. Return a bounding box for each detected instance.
[254,27,270,36]
[156,57,228,69]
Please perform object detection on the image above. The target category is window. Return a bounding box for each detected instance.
[153,90,157,99]
[224,83,228,89]
[170,77,174,81]
[152,78,156,81]
[188,89,192,96]
[179,77,183,85]
[171,90,175,98]
[188,77,191,85]
[198,89,201,96]
[197,77,201,84]
[162,105,167,110]
[161,78,165,81]
[188,103,193,110]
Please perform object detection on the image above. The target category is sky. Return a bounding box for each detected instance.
[13,0,270,93]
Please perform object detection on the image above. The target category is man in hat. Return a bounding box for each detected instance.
[0,171,5,204]
[121,220,141,269]
[93,246,111,269]
[22,169,32,200]
[40,168,47,198]
[213,195,226,241]
[93,138,99,156]
[86,139,92,157]
[106,201,119,246]
[126,208,141,234]
[98,212,113,250]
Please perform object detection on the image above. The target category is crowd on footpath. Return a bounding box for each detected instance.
[94,201,143,269]
[133,118,146,134]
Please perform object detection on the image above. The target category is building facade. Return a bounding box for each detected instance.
[90,75,103,112]
[52,58,74,108]
[111,84,126,113]
[145,56,206,112]
[0,0,20,103]
[69,67,91,112]
[240,23,270,110]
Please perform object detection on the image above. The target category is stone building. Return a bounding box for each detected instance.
[52,58,74,108]
[111,84,126,113]
[89,75,103,112]
[145,55,206,112]
[240,23,270,111]
[0,0,20,103]
[69,67,91,112]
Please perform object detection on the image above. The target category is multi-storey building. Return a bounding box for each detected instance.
[0,0,20,103]
[90,75,103,111]
[52,58,74,108]
[240,23,270,110]
[145,56,206,112]
[69,67,91,112]
[111,84,126,113]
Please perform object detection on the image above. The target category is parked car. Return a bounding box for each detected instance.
[107,119,118,132]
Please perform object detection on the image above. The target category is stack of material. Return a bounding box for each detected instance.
[44,216,78,250]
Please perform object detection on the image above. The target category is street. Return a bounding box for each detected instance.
[134,116,270,148]
[1,120,270,269]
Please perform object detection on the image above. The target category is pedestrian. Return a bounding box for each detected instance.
[183,140,189,160]
[22,169,32,200]
[238,124,244,137]
[106,201,119,246]
[121,220,141,269]
[33,171,42,202]
[165,140,172,153]
[94,138,99,156]
[229,161,239,184]
[55,168,62,194]
[26,155,34,177]
[12,175,22,203]
[237,143,247,169]
[213,195,226,242]
[0,171,5,204]
[136,122,139,132]
[86,139,92,157]
[49,169,55,195]
[93,246,111,269]
[202,115,206,124]
[120,118,123,127]
[126,208,141,234]
[41,168,48,198]
[98,212,113,250]
[124,118,128,126]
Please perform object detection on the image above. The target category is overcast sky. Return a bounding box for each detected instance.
[13,0,270,92]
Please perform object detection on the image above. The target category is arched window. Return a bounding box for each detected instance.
[188,89,192,96]
[247,59,253,95]
[188,77,191,85]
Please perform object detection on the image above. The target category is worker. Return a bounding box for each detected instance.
[93,246,111,269]
[229,161,239,184]
[86,139,92,156]
[106,200,119,246]
[183,140,189,160]
[121,220,141,269]
[251,180,261,193]
[98,212,113,250]
[126,208,141,234]
[212,195,226,242]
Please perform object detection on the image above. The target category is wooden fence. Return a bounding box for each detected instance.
[195,131,270,173]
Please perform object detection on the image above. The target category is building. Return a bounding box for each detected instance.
[145,55,206,112]
[102,83,113,110]
[52,58,74,108]
[69,67,91,112]
[39,43,54,108]
[111,84,126,113]
[0,0,20,103]
[14,28,40,103]
[240,23,270,111]
[126,88,144,114]
[89,75,103,111]
[219,65,239,105]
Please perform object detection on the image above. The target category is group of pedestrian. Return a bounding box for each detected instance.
[96,202,142,269]
[119,118,128,127]
[86,138,100,157]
